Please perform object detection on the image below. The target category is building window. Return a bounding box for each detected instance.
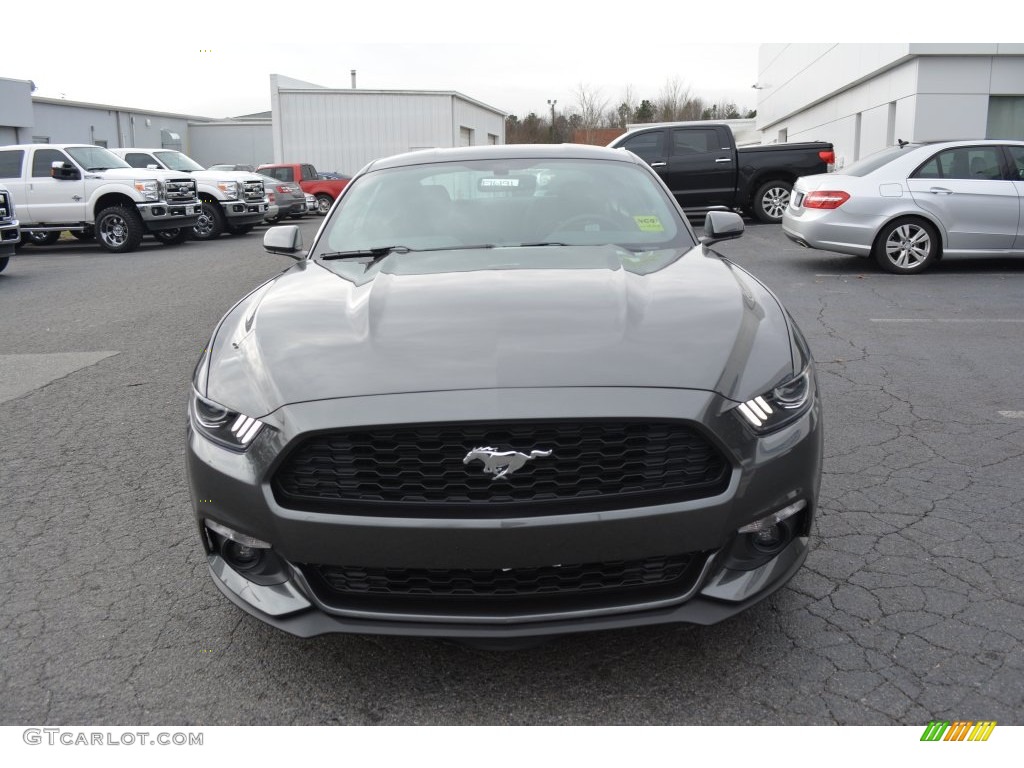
[459,127,473,147]
[777,128,787,143]
[94,140,108,148]
[886,102,897,147]
[32,136,50,143]
[987,96,1024,140]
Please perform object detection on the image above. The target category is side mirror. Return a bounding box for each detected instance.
[263,224,304,260]
[50,161,81,181]
[700,211,744,245]
[146,164,160,170]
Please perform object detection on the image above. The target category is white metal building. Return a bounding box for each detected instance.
[0,77,206,152]
[755,44,1024,168]
[270,75,506,176]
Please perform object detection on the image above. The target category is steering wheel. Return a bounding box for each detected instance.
[548,213,622,233]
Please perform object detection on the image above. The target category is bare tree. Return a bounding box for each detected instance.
[572,83,610,143]
[656,77,692,121]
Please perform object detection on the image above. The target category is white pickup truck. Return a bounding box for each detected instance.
[0,144,201,253]
[0,183,19,272]
[111,148,267,241]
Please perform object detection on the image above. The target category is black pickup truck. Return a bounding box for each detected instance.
[609,122,834,223]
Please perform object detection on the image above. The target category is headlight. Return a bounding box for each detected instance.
[734,367,815,434]
[216,180,242,199]
[134,179,161,202]
[189,387,266,450]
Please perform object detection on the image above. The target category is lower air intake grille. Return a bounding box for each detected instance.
[300,551,711,617]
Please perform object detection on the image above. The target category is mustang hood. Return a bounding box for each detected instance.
[205,246,795,417]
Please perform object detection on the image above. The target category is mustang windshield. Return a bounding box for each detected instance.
[313,158,694,258]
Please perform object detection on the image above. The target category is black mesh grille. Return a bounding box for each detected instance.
[272,420,730,516]
[316,554,694,597]
[301,551,710,616]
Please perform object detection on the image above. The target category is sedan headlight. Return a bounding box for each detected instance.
[134,179,162,202]
[216,180,243,199]
[189,388,266,450]
[734,367,815,434]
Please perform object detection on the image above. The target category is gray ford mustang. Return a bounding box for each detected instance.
[186,144,823,642]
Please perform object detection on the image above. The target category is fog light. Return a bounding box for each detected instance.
[222,539,263,571]
[752,525,783,551]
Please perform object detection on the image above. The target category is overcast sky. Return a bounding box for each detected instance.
[5,3,950,120]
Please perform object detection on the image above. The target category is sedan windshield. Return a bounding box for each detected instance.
[66,146,131,171]
[312,157,694,259]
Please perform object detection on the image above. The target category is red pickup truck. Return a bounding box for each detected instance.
[257,163,349,214]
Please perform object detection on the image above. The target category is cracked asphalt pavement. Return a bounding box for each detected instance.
[1,220,1021,725]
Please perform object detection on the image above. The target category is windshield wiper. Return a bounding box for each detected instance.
[319,245,412,261]
[413,244,497,252]
[516,241,569,247]
[86,167,111,172]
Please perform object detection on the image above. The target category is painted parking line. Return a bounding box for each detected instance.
[998,411,1024,419]
[870,319,1024,323]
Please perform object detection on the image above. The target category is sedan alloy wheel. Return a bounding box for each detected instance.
[875,219,938,274]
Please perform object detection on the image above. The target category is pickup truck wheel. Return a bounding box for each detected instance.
[96,206,145,253]
[26,231,61,246]
[153,228,191,245]
[873,218,939,274]
[192,201,226,240]
[752,181,792,223]
[315,194,333,215]
[0,256,8,273]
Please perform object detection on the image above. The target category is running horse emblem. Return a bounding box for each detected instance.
[463,446,553,481]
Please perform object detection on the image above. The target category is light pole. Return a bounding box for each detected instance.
[547,99,557,143]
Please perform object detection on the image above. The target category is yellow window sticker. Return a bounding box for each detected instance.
[634,215,664,232]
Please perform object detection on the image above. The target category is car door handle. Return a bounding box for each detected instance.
[715,158,732,163]
[650,162,667,168]
[928,187,953,195]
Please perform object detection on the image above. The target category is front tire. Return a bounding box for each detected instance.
[315,193,333,215]
[192,201,226,240]
[873,218,939,274]
[153,228,191,245]
[751,180,792,223]
[95,206,145,253]
[0,256,8,273]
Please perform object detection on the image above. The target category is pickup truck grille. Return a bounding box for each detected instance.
[242,180,265,202]
[0,191,11,220]
[272,419,730,516]
[164,179,197,203]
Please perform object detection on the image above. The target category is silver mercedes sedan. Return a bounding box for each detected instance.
[783,140,1024,274]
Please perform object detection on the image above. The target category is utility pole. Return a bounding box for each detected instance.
[547,99,557,143]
